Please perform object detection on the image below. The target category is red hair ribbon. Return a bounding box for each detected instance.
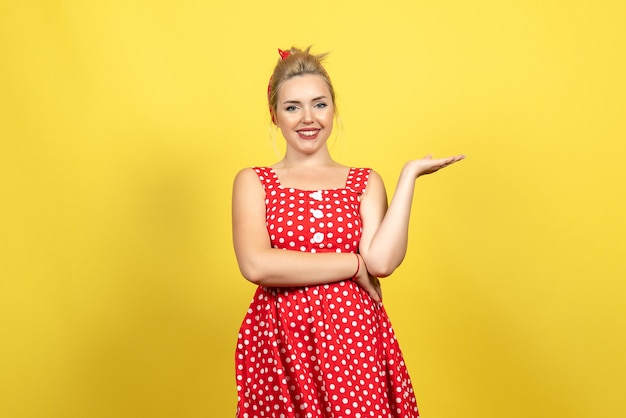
[278,48,292,60]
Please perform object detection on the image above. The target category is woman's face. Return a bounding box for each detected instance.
[274,74,335,156]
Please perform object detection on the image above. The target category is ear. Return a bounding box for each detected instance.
[269,107,277,125]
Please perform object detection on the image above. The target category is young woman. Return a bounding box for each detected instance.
[232,46,464,417]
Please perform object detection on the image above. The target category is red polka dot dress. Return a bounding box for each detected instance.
[235,167,419,418]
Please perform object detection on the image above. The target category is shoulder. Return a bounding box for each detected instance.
[233,167,266,193]
[234,166,275,181]
[234,167,258,179]
[345,167,385,197]
[234,167,256,184]
[356,168,384,190]
[232,168,268,215]
[361,168,387,199]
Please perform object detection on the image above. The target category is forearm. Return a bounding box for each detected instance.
[236,248,360,287]
[361,155,465,277]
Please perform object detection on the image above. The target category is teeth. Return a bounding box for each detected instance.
[299,130,318,137]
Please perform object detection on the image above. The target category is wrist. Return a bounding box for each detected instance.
[351,253,361,280]
[400,163,420,181]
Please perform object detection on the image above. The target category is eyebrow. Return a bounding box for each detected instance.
[282,96,328,105]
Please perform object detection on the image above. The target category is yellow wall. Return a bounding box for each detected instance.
[1,1,625,417]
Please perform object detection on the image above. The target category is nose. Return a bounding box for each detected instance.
[302,107,313,123]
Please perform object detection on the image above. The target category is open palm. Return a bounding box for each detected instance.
[408,154,465,177]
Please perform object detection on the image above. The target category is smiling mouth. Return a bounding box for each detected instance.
[298,130,320,137]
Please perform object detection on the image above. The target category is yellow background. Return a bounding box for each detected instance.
[1,1,625,417]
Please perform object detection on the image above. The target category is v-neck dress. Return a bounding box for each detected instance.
[235,167,419,418]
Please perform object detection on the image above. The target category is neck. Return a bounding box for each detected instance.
[281,149,335,168]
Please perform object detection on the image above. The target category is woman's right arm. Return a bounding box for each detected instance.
[232,168,380,300]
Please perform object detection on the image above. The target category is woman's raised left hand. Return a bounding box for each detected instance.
[403,154,465,178]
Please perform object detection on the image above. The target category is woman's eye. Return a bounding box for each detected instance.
[285,105,297,111]
[315,102,327,108]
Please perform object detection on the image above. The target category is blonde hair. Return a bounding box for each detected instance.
[267,46,336,122]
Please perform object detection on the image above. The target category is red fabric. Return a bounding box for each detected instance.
[278,48,292,60]
[235,167,419,418]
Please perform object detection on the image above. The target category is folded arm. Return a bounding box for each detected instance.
[232,168,381,300]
